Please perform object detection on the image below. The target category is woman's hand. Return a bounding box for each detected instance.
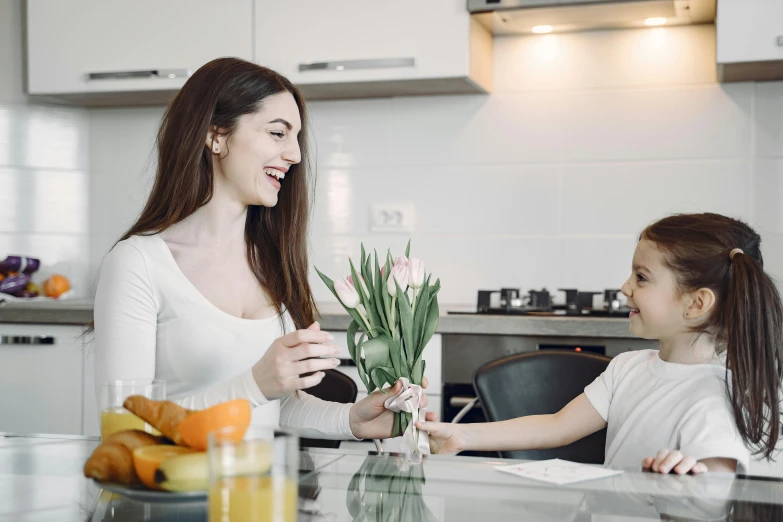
[252,322,341,401]
[642,449,708,475]
[415,420,469,455]
[349,378,438,440]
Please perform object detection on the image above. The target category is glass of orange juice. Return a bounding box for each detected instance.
[208,425,299,522]
[99,379,165,439]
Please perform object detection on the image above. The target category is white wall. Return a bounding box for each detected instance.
[2,3,781,304]
[304,26,769,305]
[88,24,783,304]
[0,0,91,296]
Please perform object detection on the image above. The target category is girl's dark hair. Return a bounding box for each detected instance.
[122,57,317,329]
[642,213,783,459]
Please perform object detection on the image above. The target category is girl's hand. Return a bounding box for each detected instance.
[416,420,469,455]
[252,322,341,400]
[642,449,708,475]
[349,378,437,440]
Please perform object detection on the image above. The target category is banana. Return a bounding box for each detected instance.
[156,451,209,492]
[156,442,274,493]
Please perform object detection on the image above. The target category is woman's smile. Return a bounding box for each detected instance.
[264,167,285,190]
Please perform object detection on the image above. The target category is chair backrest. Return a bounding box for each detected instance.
[473,350,611,464]
[299,369,358,450]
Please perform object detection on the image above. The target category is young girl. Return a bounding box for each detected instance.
[419,213,783,474]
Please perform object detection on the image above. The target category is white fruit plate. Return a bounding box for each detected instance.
[96,480,207,503]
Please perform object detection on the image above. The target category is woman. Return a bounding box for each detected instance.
[94,57,435,441]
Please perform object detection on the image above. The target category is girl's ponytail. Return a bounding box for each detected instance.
[724,250,783,459]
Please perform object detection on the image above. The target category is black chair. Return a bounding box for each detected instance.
[299,369,358,450]
[473,350,611,464]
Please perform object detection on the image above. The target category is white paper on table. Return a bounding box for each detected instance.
[495,459,624,486]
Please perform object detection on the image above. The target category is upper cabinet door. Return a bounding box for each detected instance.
[254,0,492,98]
[27,0,253,95]
[717,0,783,81]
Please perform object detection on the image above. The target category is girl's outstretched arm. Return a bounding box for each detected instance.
[417,393,606,455]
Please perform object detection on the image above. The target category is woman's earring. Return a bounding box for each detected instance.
[213,145,220,153]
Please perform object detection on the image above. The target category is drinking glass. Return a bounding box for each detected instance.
[208,425,299,522]
[99,379,165,439]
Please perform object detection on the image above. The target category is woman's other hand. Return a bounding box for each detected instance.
[252,322,341,400]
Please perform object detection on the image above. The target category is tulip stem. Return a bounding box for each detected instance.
[390,296,397,327]
[411,288,418,316]
[356,306,373,334]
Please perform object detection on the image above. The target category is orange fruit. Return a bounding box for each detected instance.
[177,399,251,451]
[43,274,70,298]
[132,445,195,490]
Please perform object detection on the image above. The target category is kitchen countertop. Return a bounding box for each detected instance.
[0,299,636,338]
[2,432,782,521]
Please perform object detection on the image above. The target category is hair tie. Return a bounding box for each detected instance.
[729,248,744,261]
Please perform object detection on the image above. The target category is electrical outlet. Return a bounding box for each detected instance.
[369,203,415,233]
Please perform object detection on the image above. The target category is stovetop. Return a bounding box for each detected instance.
[448,288,632,318]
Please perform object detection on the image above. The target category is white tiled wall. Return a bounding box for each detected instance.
[306,26,776,304]
[3,0,783,303]
[753,80,783,287]
[0,0,92,296]
[84,25,783,302]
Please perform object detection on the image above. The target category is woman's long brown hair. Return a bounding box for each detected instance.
[118,57,317,330]
[643,213,783,459]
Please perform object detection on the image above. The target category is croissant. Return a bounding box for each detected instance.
[83,429,167,485]
[123,395,193,444]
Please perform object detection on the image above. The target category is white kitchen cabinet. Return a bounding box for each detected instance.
[26,0,253,100]
[82,342,100,437]
[254,0,492,99]
[717,0,783,81]
[0,324,86,435]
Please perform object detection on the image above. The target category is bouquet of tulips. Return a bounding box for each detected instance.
[316,241,440,451]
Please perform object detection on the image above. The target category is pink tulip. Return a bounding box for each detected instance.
[407,258,425,289]
[387,265,409,297]
[347,273,369,297]
[334,277,360,308]
[394,255,408,267]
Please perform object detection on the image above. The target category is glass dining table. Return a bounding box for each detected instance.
[2,432,783,522]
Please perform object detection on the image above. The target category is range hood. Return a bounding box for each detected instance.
[467,0,716,35]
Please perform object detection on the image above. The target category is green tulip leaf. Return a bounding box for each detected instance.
[395,279,416,369]
[373,253,390,332]
[363,336,392,370]
[417,297,439,363]
[370,366,397,390]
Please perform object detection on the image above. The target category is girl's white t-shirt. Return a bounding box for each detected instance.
[584,349,750,472]
[93,234,357,440]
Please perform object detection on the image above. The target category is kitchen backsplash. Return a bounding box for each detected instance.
[1,0,782,303]
[0,2,91,296]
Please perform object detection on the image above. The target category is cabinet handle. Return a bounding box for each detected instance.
[86,69,192,81]
[1,335,56,346]
[298,57,416,72]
